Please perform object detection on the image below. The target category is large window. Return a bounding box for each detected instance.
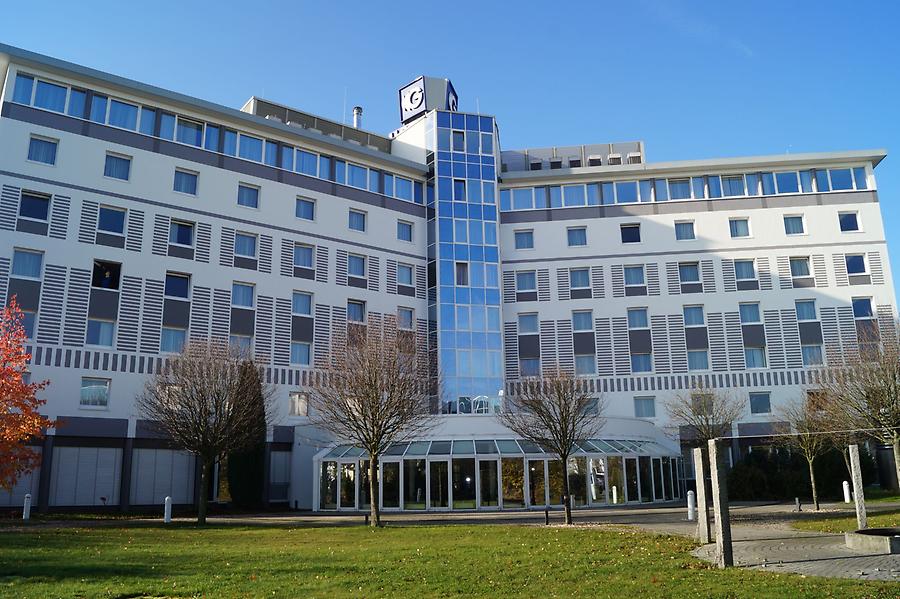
[80,377,110,408]
[34,79,67,112]
[27,136,57,165]
[11,249,43,279]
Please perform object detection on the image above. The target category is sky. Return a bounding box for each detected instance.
[5,0,900,291]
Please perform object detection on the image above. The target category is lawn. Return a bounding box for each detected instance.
[1,524,897,598]
[793,508,900,534]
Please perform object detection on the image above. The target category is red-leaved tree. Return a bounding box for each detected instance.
[0,297,51,491]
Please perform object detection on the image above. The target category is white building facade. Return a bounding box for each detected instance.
[0,44,893,512]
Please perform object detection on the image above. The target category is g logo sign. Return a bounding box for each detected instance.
[403,86,424,111]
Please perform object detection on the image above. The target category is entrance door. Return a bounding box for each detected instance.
[339,462,356,510]
[478,460,499,508]
[429,460,449,509]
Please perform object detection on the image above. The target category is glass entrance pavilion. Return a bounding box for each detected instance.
[313,437,683,512]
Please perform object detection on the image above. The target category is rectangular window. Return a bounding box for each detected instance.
[802,345,824,366]
[85,319,115,347]
[839,211,859,232]
[683,305,705,326]
[775,171,800,194]
[347,300,366,323]
[398,307,414,330]
[292,292,312,316]
[173,169,198,195]
[749,392,771,414]
[678,262,700,283]
[289,392,309,417]
[169,220,194,246]
[783,215,805,235]
[675,221,695,240]
[395,178,413,201]
[520,358,540,377]
[853,167,868,190]
[232,184,259,210]
[34,79,67,112]
[668,178,691,200]
[572,310,593,332]
[631,354,652,373]
[516,271,536,292]
[795,300,817,322]
[615,181,638,204]
[109,100,139,130]
[845,254,866,275]
[297,150,318,176]
[575,355,596,375]
[627,308,648,329]
[103,154,131,180]
[348,254,366,277]
[12,249,43,279]
[790,257,811,278]
[90,94,108,123]
[234,233,257,258]
[634,397,656,418]
[296,197,315,220]
[27,136,57,165]
[19,192,50,221]
[397,220,413,242]
[518,313,538,334]
[744,347,767,369]
[161,327,186,353]
[238,134,263,162]
[80,377,110,408]
[739,303,761,323]
[22,311,36,339]
[164,272,190,298]
[624,265,645,286]
[514,230,534,249]
[687,350,709,371]
[734,259,756,281]
[729,218,750,238]
[397,263,413,286]
[620,224,641,243]
[291,342,311,366]
[139,107,156,135]
[13,74,34,104]
[293,244,313,268]
[691,177,706,199]
[452,130,465,152]
[349,209,367,232]
[829,168,854,191]
[232,283,254,308]
[348,163,367,189]
[230,334,252,352]
[91,260,121,290]
[455,262,469,286]
[569,268,589,289]
[852,297,873,319]
[567,227,587,247]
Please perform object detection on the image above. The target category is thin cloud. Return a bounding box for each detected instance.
[639,0,755,58]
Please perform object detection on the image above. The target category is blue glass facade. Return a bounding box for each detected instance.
[426,111,503,414]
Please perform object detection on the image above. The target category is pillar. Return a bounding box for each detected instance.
[708,439,733,568]
[849,444,867,530]
[692,447,711,543]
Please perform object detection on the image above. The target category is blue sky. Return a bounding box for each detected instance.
[6,0,899,289]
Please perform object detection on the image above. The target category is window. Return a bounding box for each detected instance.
[453,179,466,201]
[802,345,824,366]
[675,221,695,241]
[175,118,202,146]
[729,218,750,238]
[683,305,705,326]
[452,130,465,152]
[85,319,115,347]
[790,257,811,278]
[291,342,311,365]
[349,209,367,232]
[164,272,190,298]
[347,300,366,323]
[518,313,539,334]
[795,300,817,321]
[238,134,263,161]
[744,347,767,369]
[296,197,315,220]
[627,308,648,329]
[520,358,540,377]
[668,178,691,200]
[783,215,805,235]
[631,353,652,373]
[739,303,761,323]
[230,334,252,352]
[749,392,771,415]
[846,254,866,275]
[169,220,194,246]
[27,136,57,165]
[289,392,309,417]
[575,355,595,375]
[161,327,186,353]
[455,262,469,286]
[22,311,36,339]
[19,192,50,221]
[679,262,700,283]
[106,99,137,130]
[829,168,853,190]
[839,212,859,232]
[234,233,257,258]
[12,249,43,279]
[103,154,131,180]
[398,307,414,330]
[237,184,259,208]
[688,350,709,371]
[570,268,589,289]
[398,263,414,286]
[620,224,640,243]
[514,230,534,249]
[348,254,366,277]
[852,298,873,319]
[32,79,67,112]
[775,172,800,194]
[734,259,756,282]
[90,94,108,124]
[634,397,656,418]
[572,311,592,332]
[567,227,587,247]
[91,260,121,289]
[397,220,413,242]
[624,265,645,287]
[97,206,126,235]
[232,283,254,308]
[292,292,312,316]
[722,175,745,197]
[293,244,313,268]
[80,377,110,408]
[516,271,536,292]
[173,169,197,195]
[348,163,367,189]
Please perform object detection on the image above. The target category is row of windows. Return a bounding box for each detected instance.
[630,391,775,420]
[14,72,425,204]
[499,166,870,212]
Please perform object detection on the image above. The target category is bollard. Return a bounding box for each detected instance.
[687,490,696,521]
[164,496,172,524]
[612,485,618,504]
[794,497,801,512]
[544,508,549,525]
[842,481,852,504]
[22,493,32,521]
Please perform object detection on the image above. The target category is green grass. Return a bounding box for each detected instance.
[0,524,896,598]
[793,508,900,534]
[863,489,900,504]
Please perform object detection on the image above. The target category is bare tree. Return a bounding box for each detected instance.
[777,394,830,510]
[820,333,900,490]
[308,323,434,527]
[138,340,274,524]
[665,382,746,451]
[500,370,604,525]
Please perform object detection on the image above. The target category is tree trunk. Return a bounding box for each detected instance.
[807,457,819,511]
[893,434,900,493]
[369,455,380,527]
[561,459,572,525]
[198,459,212,525]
